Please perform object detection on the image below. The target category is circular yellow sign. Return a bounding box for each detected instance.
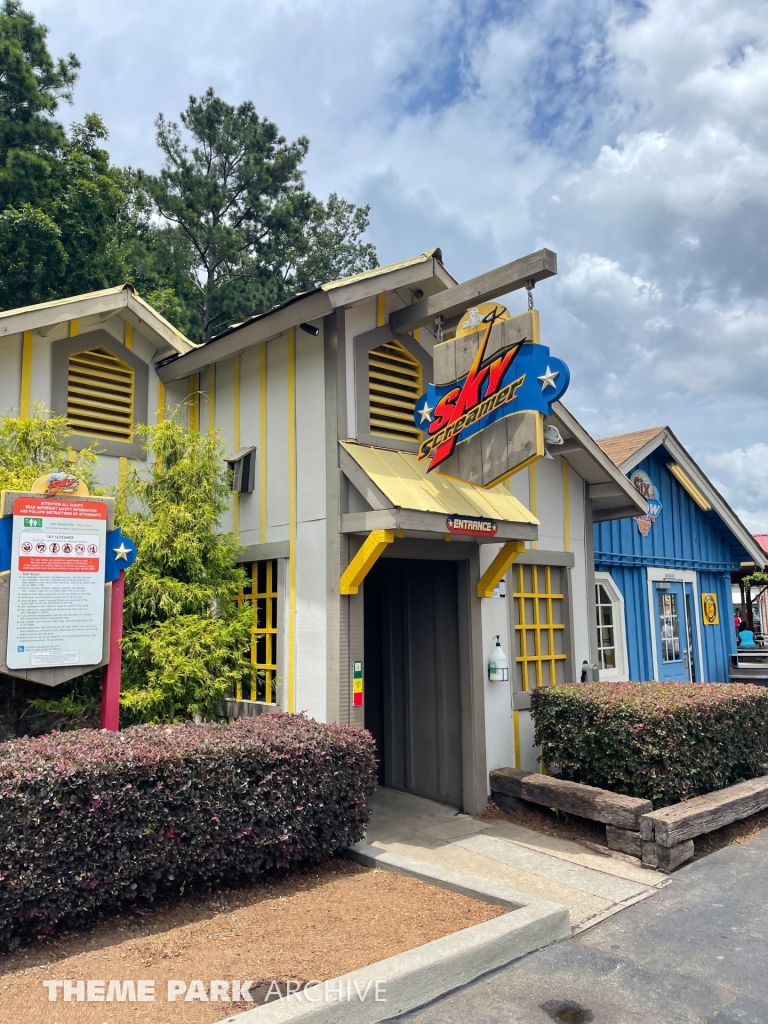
[30,472,90,497]
[455,302,511,338]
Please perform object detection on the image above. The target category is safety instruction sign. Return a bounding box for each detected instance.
[6,497,107,669]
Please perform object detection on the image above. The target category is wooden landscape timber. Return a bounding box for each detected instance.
[640,775,768,848]
[489,768,652,831]
[605,825,643,858]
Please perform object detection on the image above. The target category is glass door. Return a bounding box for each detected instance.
[655,582,689,681]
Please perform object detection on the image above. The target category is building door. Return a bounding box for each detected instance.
[654,581,690,681]
[364,557,463,807]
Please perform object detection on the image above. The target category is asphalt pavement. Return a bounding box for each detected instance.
[392,829,768,1024]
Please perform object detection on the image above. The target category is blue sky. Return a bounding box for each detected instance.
[28,0,768,529]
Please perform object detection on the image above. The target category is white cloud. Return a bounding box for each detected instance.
[702,443,768,533]
[22,0,768,467]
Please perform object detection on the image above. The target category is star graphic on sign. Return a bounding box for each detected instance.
[113,542,131,561]
[417,400,434,424]
[537,366,559,390]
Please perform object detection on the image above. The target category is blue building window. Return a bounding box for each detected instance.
[658,592,681,663]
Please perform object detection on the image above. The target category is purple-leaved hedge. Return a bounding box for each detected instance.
[531,682,768,806]
[0,713,377,949]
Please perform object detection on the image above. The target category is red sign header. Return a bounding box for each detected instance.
[446,516,498,537]
[13,498,107,520]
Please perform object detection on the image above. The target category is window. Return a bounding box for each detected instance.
[234,560,278,703]
[368,339,422,444]
[67,347,135,441]
[596,583,617,670]
[658,592,681,662]
[226,447,256,493]
[594,572,629,681]
[511,564,567,689]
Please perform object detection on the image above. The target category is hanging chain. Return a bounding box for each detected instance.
[526,279,535,311]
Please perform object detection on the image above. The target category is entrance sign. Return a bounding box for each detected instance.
[446,515,498,537]
[414,305,569,487]
[7,497,107,669]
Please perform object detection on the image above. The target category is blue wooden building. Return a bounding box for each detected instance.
[592,427,764,683]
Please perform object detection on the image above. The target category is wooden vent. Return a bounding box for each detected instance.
[368,339,422,443]
[67,347,135,441]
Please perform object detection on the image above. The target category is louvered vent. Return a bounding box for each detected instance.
[368,339,422,443]
[67,347,135,441]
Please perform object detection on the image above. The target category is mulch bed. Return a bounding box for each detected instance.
[0,858,503,1024]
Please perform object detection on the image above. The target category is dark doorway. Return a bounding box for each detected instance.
[364,557,462,807]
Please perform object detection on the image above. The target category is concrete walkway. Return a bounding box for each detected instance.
[365,787,668,931]
[393,827,768,1024]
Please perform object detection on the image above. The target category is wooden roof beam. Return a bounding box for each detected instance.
[388,248,558,335]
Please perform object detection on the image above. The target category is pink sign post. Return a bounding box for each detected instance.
[100,570,126,731]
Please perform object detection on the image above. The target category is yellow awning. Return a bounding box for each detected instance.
[340,441,539,525]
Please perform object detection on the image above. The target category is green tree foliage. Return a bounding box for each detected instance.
[0,4,131,308]
[141,88,378,340]
[0,404,97,492]
[118,414,251,723]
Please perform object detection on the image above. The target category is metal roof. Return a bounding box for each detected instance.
[339,441,539,524]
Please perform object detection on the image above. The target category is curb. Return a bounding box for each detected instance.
[214,845,570,1024]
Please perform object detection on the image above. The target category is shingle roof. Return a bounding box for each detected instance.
[596,427,666,468]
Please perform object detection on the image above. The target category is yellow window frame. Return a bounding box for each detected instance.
[234,559,278,703]
[513,563,567,689]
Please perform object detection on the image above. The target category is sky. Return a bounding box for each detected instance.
[27,0,768,531]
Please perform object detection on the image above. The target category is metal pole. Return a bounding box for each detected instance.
[100,571,125,731]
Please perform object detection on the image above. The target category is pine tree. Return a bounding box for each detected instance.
[118,414,252,723]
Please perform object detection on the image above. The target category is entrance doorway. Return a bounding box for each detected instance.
[364,557,463,808]
[653,580,699,681]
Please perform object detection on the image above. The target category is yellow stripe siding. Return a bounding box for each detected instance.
[513,709,521,770]
[377,292,386,328]
[208,364,215,436]
[156,381,166,423]
[124,322,133,351]
[562,458,570,552]
[69,319,79,338]
[232,355,240,540]
[118,457,127,501]
[188,373,199,431]
[287,328,297,713]
[259,344,267,544]
[529,461,537,549]
[20,330,33,418]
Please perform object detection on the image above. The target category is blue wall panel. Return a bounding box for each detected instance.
[595,448,745,683]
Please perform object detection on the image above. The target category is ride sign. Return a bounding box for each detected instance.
[6,497,107,669]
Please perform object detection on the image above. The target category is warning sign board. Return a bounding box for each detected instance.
[6,497,107,669]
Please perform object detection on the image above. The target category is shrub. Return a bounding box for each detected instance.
[531,682,768,807]
[0,713,376,950]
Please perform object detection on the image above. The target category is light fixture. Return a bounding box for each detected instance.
[299,322,319,336]
[666,462,711,510]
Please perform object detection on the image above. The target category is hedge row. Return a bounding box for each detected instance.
[0,713,377,949]
[531,682,768,806]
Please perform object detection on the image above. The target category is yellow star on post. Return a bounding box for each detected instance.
[113,542,131,561]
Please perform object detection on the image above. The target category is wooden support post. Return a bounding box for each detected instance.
[100,571,125,731]
[477,540,525,599]
[340,530,394,595]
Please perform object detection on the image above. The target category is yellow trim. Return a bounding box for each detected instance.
[340,530,395,595]
[259,344,267,544]
[667,462,712,511]
[514,563,566,690]
[287,328,297,713]
[156,381,166,423]
[513,709,521,770]
[562,458,570,552]
[20,330,33,418]
[124,322,133,350]
[69,319,79,337]
[188,373,199,431]
[208,364,215,435]
[233,355,240,540]
[529,461,537,549]
[477,540,525,599]
[118,456,127,501]
[377,292,386,328]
